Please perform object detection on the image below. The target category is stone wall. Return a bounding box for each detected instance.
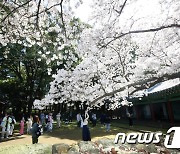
[52,138,179,154]
[0,138,179,154]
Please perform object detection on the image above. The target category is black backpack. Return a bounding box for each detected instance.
[36,124,43,137]
[12,118,15,124]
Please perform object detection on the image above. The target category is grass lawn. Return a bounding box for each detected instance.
[39,120,168,141]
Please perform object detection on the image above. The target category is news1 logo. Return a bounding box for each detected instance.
[114,127,180,149]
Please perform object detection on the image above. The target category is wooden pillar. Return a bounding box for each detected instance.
[167,101,174,124]
[150,104,155,121]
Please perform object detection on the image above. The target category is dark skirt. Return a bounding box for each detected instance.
[129,118,133,126]
[82,125,91,141]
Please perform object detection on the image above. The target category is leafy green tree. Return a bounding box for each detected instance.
[0,17,85,114]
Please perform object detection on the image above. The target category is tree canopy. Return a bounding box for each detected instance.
[0,0,179,111]
[0,0,86,113]
[37,0,180,110]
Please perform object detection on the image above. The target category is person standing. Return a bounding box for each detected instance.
[82,111,91,141]
[76,112,81,127]
[100,113,106,125]
[40,112,45,126]
[105,115,111,132]
[127,112,133,127]
[69,111,72,122]
[31,115,40,144]
[27,116,33,134]
[20,117,25,135]
[48,113,53,132]
[1,113,12,139]
[9,114,16,136]
[45,113,49,124]
[1,113,8,139]
[92,113,97,127]
[56,112,61,128]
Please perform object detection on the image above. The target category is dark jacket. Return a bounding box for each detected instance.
[31,123,38,138]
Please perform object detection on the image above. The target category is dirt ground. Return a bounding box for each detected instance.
[0,134,77,147]
[0,132,115,147]
[0,122,122,147]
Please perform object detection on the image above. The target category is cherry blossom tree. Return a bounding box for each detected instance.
[34,0,179,109]
[0,0,87,113]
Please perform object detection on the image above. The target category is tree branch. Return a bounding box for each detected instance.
[60,0,67,38]
[113,0,128,16]
[90,71,180,105]
[102,24,180,48]
[1,0,32,23]
[36,0,42,29]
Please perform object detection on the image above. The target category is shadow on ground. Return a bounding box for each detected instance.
[0,134,26,143]
[42,121,137,141]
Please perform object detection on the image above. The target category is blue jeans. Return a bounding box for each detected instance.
[106,123,110,132]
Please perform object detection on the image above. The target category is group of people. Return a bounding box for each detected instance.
[0,112,55,144]
[0,110,115,144]
[39,112,54,132]
[0,113,16,139]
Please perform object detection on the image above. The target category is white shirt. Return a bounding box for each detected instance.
[27,118,32,127]
[77,114,81,122]
[83,119,88,126]
[56,113,61,120]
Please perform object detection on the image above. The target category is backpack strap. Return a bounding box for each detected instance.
[5,116,9,131]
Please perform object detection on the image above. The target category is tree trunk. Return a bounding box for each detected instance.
[28,96,33,115]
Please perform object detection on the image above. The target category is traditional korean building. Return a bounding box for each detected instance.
[131,78,180,123]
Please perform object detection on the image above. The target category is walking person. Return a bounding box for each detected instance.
[20,117,25,135]
[9,114,16,136]
[56,112,61,128]
[82,111,91,141]
[31,115,40,144]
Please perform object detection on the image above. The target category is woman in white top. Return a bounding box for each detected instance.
[82,110,91,141]
[27,116,33,134]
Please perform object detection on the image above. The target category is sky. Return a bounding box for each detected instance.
[72,0,162,26]
[73,0,92,23]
